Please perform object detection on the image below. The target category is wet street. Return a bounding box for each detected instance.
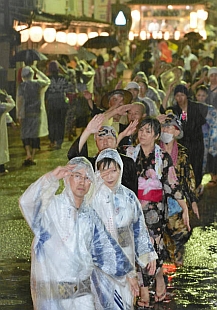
[0,126,217,310]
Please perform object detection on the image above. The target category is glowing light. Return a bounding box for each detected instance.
[56,31,67,43]
[129,31,134,41]
[168,5,173,10]
[174,30,180,40]
[152,31,158,39]
[100,32,109,36]
[115,11,126,26]
[190,12,197,28]
[67,33,77,46]
[29,26,43,42]
[140,30,146,40]
[131,10,140,21]
[16,25,29,42]
[197,10,208,21]
[199,30,207,40]
[164,31,170,40]
[88,32,98,39]
[43,28,56,43]
[77,33,88,46]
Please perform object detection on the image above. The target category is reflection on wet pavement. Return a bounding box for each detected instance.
[0,128,217,309]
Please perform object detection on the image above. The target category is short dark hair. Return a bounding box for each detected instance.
[138,116,161,137]
[97,158,120,171]
[196,84,208,94]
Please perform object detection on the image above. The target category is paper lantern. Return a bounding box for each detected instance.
[197,10,208,21]
[140,31,146,40]
[174,30,180,40]
[190,12,197,29]
[100,32,109,36]
[164,31,170,40]
[77,33,88,46]
[44,28,56,43]
[29,26,43,42]
[56,31,67,43]
[88,32,98,39]
[67,33,77,46]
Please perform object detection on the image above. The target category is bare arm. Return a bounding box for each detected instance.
[177,199,191,231]
[78,114,105,152]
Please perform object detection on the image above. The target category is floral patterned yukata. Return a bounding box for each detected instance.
[127,144,184,285]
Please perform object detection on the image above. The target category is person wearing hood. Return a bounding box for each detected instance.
[19,157,134,310]
[92,148,157,309]
[159,112,199,266]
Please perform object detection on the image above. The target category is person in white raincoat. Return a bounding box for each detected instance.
[19,157,134,310]
[91,148,157,310]
[0,91,15,175]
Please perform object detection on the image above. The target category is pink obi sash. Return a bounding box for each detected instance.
[138,189,163,202]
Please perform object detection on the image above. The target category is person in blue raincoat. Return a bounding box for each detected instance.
[19,157,135,310]
[91,148,157,309]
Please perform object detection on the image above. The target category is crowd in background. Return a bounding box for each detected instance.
[1,37,217,308]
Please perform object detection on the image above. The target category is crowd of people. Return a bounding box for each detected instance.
[1,39,217,309]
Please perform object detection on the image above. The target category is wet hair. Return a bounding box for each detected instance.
[196,84,208,95]
[97,55,104,66]
[138,116,161,137]
[97,158,121,171]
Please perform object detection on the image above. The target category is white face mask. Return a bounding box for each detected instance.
[160,132,174,144]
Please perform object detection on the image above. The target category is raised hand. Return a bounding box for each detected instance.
[86,114,105,134]
[51,165,76,180]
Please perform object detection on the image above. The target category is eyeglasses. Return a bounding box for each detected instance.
[71,173,91,183]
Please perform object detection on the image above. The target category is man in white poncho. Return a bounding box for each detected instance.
[19,157,134,310]
[91,148,158,309]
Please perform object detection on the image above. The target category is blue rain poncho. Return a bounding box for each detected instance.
[91,149,157,310]
[19,157,133,310]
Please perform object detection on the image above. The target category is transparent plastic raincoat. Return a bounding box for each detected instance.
[91,149,157,310]
[19,157,134,310]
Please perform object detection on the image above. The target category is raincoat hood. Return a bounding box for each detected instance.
[95,148,123,191]
[64,156,95,206]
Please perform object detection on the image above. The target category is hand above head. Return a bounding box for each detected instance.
[86,114,105,134]
[123,119,139,136]
[116,104,133,116]
[51,165,77,180]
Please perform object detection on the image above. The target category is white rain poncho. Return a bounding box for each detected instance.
[19,157,133,310]
[91,149,158,310]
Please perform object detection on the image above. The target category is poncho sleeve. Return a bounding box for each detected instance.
[19,172,59,235]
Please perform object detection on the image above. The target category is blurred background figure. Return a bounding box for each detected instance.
[46,60,70,150]
[17,66,50,165]
[0,90,15,175]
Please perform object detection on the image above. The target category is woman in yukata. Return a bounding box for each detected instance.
[159,112,199,266]
[19,157,135,310]
[91,148,157,310]
[125,116,190,307]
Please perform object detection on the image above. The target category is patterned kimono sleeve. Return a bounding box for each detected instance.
[178,145,198,205]
[132,194,158,267]
[90,208,133,277]
[19,173,59,235]
[162,152,184,201]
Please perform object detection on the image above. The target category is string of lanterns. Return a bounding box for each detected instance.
[15,26,109,46]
